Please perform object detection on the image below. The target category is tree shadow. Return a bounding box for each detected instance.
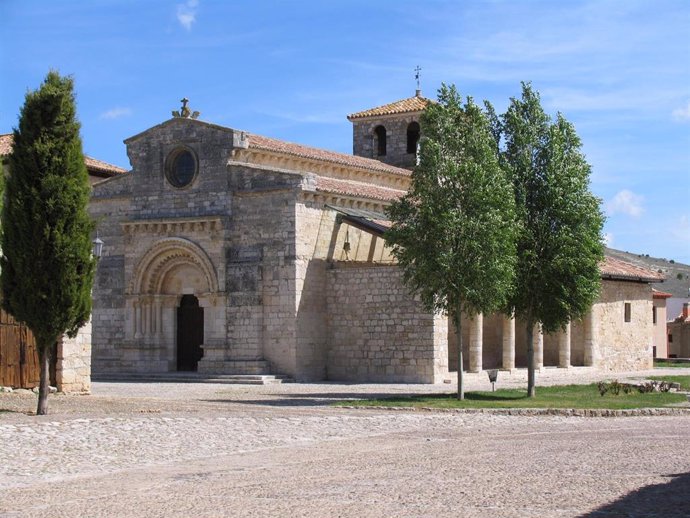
[201,391,434,407]
[579,472,690,517]
[201,390,527,407]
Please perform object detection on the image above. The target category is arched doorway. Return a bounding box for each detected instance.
[128,238,224,373]
[177,294,204,371]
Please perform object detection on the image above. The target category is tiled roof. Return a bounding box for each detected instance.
[600,256,665,282]
[83,156,128,176]
[0,134,12,155]
[0,133,127,177]
[652,288,673,298]
[315,176,405,202]
[347,94,431,120]
[247,133,411,177]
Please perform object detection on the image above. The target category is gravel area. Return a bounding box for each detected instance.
[1,369,690,517]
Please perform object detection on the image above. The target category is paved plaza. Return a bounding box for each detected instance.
[1,368,690,517]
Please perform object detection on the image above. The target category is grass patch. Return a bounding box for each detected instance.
[650,375,690,391]
[654,360,690,368]
[336,383,686,410]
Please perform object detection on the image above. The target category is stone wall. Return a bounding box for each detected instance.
[326,264,447,383]
[227,165,304,377]
[652,297,668,357]
[594,280,653,371]
[89,174,133,373]
[56,320,91,393]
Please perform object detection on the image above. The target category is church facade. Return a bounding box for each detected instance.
[89,94,662,382]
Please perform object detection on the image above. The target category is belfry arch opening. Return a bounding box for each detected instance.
[406,121,420,154]
[374,125,387,156]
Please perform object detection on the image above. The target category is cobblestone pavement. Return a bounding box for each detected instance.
[1,370,690,517]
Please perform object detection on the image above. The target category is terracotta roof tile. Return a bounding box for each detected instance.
[600,256,665,282]
[0,133,127,177]
[83,156,127,176]
[315,176,405,202]
[347,95,431,120]
[652,288,673,298]
[247,133,411,177]
[0,134,12,156]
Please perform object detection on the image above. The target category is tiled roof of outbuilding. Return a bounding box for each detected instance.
[600,256,665,282]
[0,133,127,177]
[247,133,411,177]
[0,134,12,155]
[347,94,431,120]
[652,288,673,298]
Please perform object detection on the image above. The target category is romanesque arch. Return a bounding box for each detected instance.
[130,237,219,296]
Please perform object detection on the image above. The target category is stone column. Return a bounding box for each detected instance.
[134,301,142,339]
[502,315,516,370]
[584,309,597,366]
[533,323,543,370]
[469,313,483,373]
[558,322,571,368]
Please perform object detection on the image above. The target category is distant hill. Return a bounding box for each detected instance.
[605,248,690,298]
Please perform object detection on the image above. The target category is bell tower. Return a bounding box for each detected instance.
[347,81,429,170]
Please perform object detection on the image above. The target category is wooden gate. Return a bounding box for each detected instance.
[0,309,40,388]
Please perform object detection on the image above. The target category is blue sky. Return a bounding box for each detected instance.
[1,0,689,262]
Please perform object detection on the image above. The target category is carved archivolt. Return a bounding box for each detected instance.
[130,238,219,295]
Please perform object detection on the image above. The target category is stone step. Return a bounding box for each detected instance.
[92,372,292,385]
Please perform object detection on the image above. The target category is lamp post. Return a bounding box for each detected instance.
[92,234,103,260]
[487,369,499,392]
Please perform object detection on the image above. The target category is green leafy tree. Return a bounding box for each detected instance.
[494,83,604,397]
[1,71,95,415]
[386,84,517,399]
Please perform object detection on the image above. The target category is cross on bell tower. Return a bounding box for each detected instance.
[414,66,422,97]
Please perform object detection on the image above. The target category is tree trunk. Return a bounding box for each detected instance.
[36,344,51,415]
[456,303,464,400]
[526,319,535,398]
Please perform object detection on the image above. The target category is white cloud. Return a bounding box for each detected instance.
[670,215,690,243]
[603,232,614,247]
[672,101,690,122]
[99,107,132,120]
[177,0,198,31]
[607,190,644,218]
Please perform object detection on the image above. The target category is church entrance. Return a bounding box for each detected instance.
[177,294,204,371]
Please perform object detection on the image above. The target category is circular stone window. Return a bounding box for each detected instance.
[166,148,197,188]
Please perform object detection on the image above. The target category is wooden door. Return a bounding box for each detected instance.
[0,309,40,388]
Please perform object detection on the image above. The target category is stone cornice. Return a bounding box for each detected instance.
[122,216,223,237]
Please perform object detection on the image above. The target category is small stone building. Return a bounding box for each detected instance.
[89,94,663,382]
[652,289,672,358]
[668,303,690,358]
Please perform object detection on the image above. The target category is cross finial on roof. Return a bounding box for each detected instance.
[414,66,422,97]
[172,97,200,119]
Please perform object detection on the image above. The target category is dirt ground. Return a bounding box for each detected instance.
[1,376,690,517]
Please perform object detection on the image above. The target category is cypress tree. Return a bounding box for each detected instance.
[1,71,95,415]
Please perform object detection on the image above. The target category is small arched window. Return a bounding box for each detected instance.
[374,125,387,156]
[406,121,420,154]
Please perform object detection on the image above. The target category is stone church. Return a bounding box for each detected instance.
[89,93,662,382]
